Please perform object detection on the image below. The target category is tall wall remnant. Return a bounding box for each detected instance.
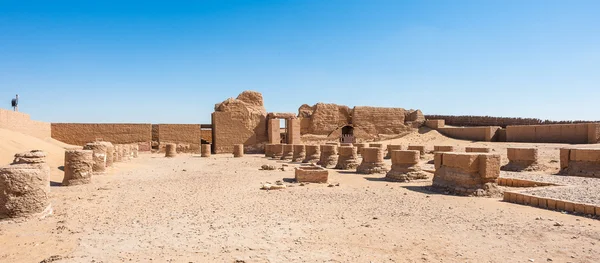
[298,104,423,141]
[212,91,267,154]
[299,103,352,135]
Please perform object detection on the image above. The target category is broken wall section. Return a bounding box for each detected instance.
[437,126,501,142]
[299,103,352,135]
[212,91,267,154]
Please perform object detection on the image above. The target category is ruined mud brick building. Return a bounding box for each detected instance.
[5,89,595,156]
[211,91,426,153]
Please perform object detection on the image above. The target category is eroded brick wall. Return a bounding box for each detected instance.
[0,109,51,139]
[352,107,410,138]
[437,126,501,142]
[201,129,212,143]
[212,112,267,154]
[506,124,594,144]
[51,123,152,146]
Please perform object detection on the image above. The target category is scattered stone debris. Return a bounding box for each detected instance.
[259,164,276,171]
[39,255,63,263]
[260,183,286,190]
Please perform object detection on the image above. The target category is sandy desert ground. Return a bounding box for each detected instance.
[1,129,599,263]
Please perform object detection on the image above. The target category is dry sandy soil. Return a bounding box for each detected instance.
[1,128,599,262]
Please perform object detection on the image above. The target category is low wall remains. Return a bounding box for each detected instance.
[560,148,600,178]
[506,123,600,144]
[0,109,51,139]
[437,126,501,142]
[51,123,152,146]
[433,152,501,196]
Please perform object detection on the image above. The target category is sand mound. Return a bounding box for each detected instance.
[382,127,460,146]
[0,128,79,182]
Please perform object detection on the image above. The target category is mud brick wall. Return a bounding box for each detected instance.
[506,123,597,144]
[352,107,409,136]
[588,124,600,144]
[201,129,212,143]
[561,148,600,178]
[301,103,352,135]
[0,109,51,139]
[287,118,301,144]
[212,112,267,154]
[425,119,444,129]
[153,124,202,152]
[51,123,152,146]
[268,118,280,144]
[433,152,501,194]
[425,115,599,128]
[437,126,501,142]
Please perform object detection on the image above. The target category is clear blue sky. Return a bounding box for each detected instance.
[1,0,598,124]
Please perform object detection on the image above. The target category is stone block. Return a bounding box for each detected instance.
[434,152,443,170]
[465,147,491,153]
[574,203,585,214]
[564,201,574,213]
[516,194,524,204]
[560,148,570,170]
[391,150,420,165]
[407,145,426,155]
[295,166,328,183]
[425,119,445,129]
[556,200,565,211]
[522,194,531,205]
[478,154,501,179]
[546,199,557,210]
[538,198,547,209]
[529,196,539,207]
[584,204,595,215]
[507,148,538,162]
[385,144,403,159]
[433,146,454,152]
[571,149,600,162]
[441,153,480,172]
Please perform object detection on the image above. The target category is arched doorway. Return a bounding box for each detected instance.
[341,126,354,143]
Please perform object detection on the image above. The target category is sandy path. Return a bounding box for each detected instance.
[1,153,599,263]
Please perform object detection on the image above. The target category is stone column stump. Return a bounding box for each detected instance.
[303,145,320,163]
[318,145,338,168]
[386,150,428,182]
[292,145,306,162]
[63,150,94,186]
[0,150,52,219]
[201,144,211,157]
[233,144,244,158]
[281,144,294,160]
[165,143,177,158]
[356,147,388,174]
[83,142,108,174]
[335,146,359,170]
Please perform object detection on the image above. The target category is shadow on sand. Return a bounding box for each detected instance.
[401,185,446,196]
